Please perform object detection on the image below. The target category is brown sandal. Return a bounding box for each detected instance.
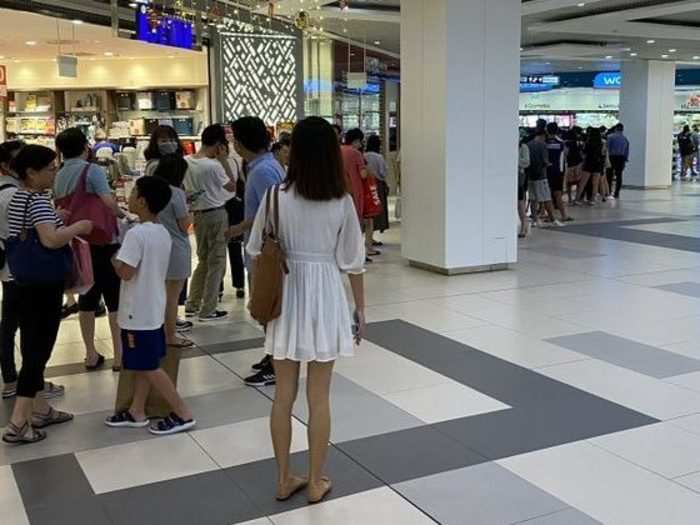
[2,422,47,445]
[32,407,74,429]
[308,477,332,504]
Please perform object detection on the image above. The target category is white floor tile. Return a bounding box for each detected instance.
[76,434,218,494]
[539,359,700,420]
[590,422,700,478]
[191,417,308,468]
[50,369,120,415]
[268,487,435,525]
[500,441,700,525]
[0,465,29,525]
[445,324,590,369]
[365,301,489,333]
[177,355,243,397]
[383,380,510,424]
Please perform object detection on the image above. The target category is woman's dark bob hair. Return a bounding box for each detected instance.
[284,117,347,201]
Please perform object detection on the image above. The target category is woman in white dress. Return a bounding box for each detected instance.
[247,117,366,504]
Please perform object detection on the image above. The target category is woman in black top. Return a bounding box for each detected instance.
[564,129,583,203]
[576,127,605,205]
[678,125,697,179]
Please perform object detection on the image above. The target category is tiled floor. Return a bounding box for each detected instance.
[8,184,700,523]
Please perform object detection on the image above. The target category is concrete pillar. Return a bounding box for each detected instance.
[619,60,675,189]
[400,0,521,274]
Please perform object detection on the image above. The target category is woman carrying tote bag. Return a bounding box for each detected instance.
[247,117,365,505]
[3,145,92,445]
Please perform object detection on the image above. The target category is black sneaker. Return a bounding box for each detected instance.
[236,288,245,299]
[176,319,193,333]
[244,365,276,387]
[252,354,272,371]
[185,309,197,318]
[199,310,229,322]
[61,303,79,319]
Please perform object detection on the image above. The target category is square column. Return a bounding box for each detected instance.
[400,0,521,274]
[619,60,675,189]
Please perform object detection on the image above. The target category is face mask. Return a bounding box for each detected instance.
[158,141,179,155]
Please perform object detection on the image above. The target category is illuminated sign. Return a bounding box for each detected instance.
[520,75,559,93]
[593,72,622,89]
[135,5,194,50]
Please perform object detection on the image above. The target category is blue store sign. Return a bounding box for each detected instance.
[593,72,622,89]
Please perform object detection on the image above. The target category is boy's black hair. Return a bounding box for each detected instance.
[201,124,228,147]
[343,128,364,146]
[55,127,89,159]
[135,176,172,215]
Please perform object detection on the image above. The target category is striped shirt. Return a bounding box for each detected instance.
[7,190,62,238]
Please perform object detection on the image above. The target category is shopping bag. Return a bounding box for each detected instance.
[114,347,181,418]
[362,175,383,218]
[65,237,94,295]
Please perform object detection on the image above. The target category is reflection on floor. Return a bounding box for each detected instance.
[7,183,700,523]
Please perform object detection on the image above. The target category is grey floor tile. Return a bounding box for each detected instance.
[197,337,266,357]
[264,374,424,442]
[515,508,603,524]
[188,323,264,347]
[655,281,700,299]
[523,246,606,259]
[546,331,700,378]
[395,462,568,525]
[337,424,487,484]
[186,387,272,430]
[13,454,94,509]
[27,498,111,525]
[435,398,656,460]
[225,446,383,517]
[99,469,262,525]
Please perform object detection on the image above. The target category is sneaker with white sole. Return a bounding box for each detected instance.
[244,365,276,387]
[1,382,17,399]
[176,319,193,333]
[149,412,196,435]
[199,311,228,322]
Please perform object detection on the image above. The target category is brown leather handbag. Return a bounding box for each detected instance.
[249,185,289,325]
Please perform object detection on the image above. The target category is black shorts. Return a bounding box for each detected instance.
[547,173,564,193]
[78,244,121,313]
[122,328,166,371]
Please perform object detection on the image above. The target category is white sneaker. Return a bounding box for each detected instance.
[547,220,565,228]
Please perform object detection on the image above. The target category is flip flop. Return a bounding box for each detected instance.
[85,354,105,371]
[308,477,332,505]
[168,339,195,349]
[276,477,308,501]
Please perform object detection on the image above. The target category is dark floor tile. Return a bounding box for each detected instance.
[13,454,94,510]
[224,446,383,517]
[27,498,112,525]
[337,424,487,484]
[99,469,261,525]
[185,387,271,430]
[198,338,266,357]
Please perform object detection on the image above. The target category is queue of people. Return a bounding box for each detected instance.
[518,120,630,238]
[0,116,371,505]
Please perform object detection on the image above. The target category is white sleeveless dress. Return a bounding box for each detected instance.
[246,186,365,362]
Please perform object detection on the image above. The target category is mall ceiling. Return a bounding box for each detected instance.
[9,0,700,74]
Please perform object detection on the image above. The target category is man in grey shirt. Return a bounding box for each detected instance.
[527,129,562,228]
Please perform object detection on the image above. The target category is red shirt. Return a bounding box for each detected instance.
[341,145,365,219]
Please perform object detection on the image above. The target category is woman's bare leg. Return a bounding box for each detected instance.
[306,360,334,501]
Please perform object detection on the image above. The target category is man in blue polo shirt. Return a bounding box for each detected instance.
[227,116,284,387]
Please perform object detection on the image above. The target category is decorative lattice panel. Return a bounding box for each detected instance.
[220,27,298,124]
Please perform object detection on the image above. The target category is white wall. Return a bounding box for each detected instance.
[620,61,675,188]
[401,0,520,272]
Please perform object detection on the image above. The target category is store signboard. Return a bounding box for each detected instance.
[0,65,6,98]
[520,75,559,93]
[593,72,622,89]
[135,5,194,50]
[520,88,619,111]
[347,72,368,89]
[57,55,78,78]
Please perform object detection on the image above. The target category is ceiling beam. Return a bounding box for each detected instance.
[521,0,607,16]
[319,6,400,23]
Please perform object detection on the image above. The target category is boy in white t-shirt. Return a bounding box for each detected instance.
[105,176,195,435]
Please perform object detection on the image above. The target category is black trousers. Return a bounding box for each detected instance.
[16,282,63,398]
[228,240,245,289]
[0,280,20,384]
[609,155,626,197]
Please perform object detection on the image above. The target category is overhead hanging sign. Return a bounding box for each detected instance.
[593,72,622,89]
[519,75,559,93]
[135,5,194,50]
[57,55,78,78]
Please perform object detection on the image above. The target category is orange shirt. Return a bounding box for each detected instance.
[341,145,365,219]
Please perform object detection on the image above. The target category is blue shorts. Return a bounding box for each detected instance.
[121,328,166,371]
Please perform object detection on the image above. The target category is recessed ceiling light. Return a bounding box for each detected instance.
[630,52,638,57]
[577,2,585,6]
[167,55,175,59]
[0,56,4,60]
[13,60,20,63]
[72,19,83,25]
[578,66,584,70]
[661,54,669,58]
[647,39,655,44]
[25,41,37,46]
[104,51,114,56]
[669,48,677,53]
[694,56,700,60]
[373,40,381,45]
[605,55,613,59]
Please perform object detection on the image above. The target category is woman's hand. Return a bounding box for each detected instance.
[353,309,366,345]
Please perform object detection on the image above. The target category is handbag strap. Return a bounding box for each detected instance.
[77,164,91,196]
[264,185,281,238]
